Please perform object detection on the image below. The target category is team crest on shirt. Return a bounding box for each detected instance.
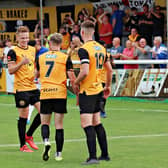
[19,100,26,106]
[8,56,11,61]
[27,61,33,70]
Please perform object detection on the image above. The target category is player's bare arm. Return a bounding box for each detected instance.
[103,60,112,99]
[8,50,30,74]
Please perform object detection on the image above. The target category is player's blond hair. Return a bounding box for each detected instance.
[16,26,29,34]
[81,21,95,37]
[50,33,63,45]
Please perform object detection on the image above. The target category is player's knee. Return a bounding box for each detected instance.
[55,120,63,129]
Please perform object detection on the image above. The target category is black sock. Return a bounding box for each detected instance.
[55,129,64,152]
[95,123,108,157]
[84,126,97,159]
[18,117,27,147]
[27,113,41,137]
[41,124,50,141]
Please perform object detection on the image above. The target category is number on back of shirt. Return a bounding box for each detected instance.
[95,53,105,69]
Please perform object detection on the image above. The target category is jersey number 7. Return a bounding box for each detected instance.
[45,61,54,77]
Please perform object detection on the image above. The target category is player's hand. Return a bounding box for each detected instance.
[103,86,111,99]
[22,56,30,65]
[72,83,79,95]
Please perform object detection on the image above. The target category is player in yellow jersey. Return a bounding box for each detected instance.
[74,21,112,165]
[36,33,77,161]
[7,26,40,152]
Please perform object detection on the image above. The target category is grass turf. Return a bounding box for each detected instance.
[0,95,168,168]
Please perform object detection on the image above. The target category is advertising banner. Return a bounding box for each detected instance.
[135,69,167,97]
[0,7,57,42]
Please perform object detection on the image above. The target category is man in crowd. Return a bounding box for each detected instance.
[151,36,168,68]
[133,38,152,69]
[7,26,41,152]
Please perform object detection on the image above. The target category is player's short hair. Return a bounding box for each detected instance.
[81,20,95,30]
[16,26,29,34]
[50,33,62,45]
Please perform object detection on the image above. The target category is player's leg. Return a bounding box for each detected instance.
[100,83,107,118]
[15,91,33,152]
[40,99,52,161]
[41,113,52,161]
[53,99,67,161]
[93,92,110,161]
[100,96,107,118]
[26,90,41,150]
[27,105,34,124]
[54,113,64,161]
[79,93,99,165]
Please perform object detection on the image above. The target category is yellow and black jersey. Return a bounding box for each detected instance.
[37,50,73,100]
[78,40,108,95]
[7,45,37,92]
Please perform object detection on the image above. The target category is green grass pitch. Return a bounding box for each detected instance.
[0,95,168,168]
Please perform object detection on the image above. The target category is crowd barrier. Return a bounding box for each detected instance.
[1,59,168,97]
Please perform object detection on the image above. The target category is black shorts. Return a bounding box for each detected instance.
[79,92,103,114]
[15,89,40,108]
[40,99,67,114]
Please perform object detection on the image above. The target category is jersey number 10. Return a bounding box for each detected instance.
[95,53,105,69]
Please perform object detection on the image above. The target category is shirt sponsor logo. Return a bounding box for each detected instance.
[42,88,58,92]
[19,100,26,106]
[46,54,57,59]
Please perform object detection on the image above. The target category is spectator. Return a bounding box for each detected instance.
[95,6,104,33]
[120,40,138,69]
[67,36,82,69]
[125,7,140,31]
[151,5,165,40]
[77,11,85,26]
[128,27,140,42]
[0,40,4,77]
[110,3,125,39]
[0,40,4,62]
[71,24,82,41]
[34,38,49,61]
[151,36,168,69]
[98,12,113,46]
[84,15,97,26]
[62,14,75,32]
[109,37,124,69]
[59,25,71,51]
[3,39,13,67]
[43,26,51,48]
[133,38,152,69]
[138,4,153,46]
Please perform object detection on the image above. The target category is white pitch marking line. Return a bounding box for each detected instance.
[0,103,168,113]
[0,133,168,148]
